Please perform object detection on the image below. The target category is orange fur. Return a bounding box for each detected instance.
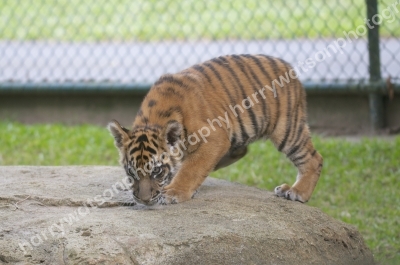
[108,54,323,205]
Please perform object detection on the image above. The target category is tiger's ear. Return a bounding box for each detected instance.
[107,119,130,149]
[164,120,183,147]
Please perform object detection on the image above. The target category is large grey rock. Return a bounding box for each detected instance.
[0,166,374,265]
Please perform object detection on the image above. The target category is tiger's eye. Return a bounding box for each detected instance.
[153,166,161,174]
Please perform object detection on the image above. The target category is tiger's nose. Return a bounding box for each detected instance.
[138,179,153,204]
[138,192,152,203]
[138,190,152,204]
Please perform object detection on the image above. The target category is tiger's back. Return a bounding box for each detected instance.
[109,54,323,205]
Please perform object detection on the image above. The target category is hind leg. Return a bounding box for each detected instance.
[271,122,323,202]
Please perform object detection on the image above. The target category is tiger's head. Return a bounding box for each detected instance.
[108,119,184,206]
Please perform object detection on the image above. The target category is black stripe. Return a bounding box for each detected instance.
[219,57,258,140]
[146,146,157,155]
[148,100,157,107]
[192,64,230,108]
[192,65,213,84]
[291,152,308,164]
[294,159,309,167]
[285,64,302,149]
[130,146,141,155]
[230,132,237,151]
[291,136,311,162]
[229,55,261,136]
[212,57,254,142]
[154,74,185,87]
[286,137,308,160]
[292,121,306,147]
[151,140,159,148]
[243,55,276,134]
[198,62,232,108]
[243,54,274,85]
[277,62,292,152]
[202,61,248,142]
[156,86,184,98]
[286,130,310,159]
[286,144,301,159]
[157,106,182,118]
[124,154,129,172]
[157,110,172,118]
[311,150,317,157]
[166,87,182,97]
[234,55,269,135]
[136,134,149,143]
[260,55,281,132]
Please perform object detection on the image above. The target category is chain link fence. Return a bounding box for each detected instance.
[0,0,399,89]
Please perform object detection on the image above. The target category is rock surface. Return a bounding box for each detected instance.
[0,166,374,265]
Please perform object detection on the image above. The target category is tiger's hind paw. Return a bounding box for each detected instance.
[274,184,306,203]
[274,183,290,197]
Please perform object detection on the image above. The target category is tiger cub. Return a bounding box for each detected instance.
[108,54,323,205]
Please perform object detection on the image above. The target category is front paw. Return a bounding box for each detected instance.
[162,186,193,204]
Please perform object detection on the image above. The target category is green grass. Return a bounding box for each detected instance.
[0,121,399,263]
[0,122,117,165]
[0,0,399,41]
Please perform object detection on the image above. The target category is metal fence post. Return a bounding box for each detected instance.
[366,0,384,132]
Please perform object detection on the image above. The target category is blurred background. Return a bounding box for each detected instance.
[0,0,399,263]
[0,0,399,133]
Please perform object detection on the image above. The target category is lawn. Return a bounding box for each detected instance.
[0,121,399,263]
[0,0,399,41]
